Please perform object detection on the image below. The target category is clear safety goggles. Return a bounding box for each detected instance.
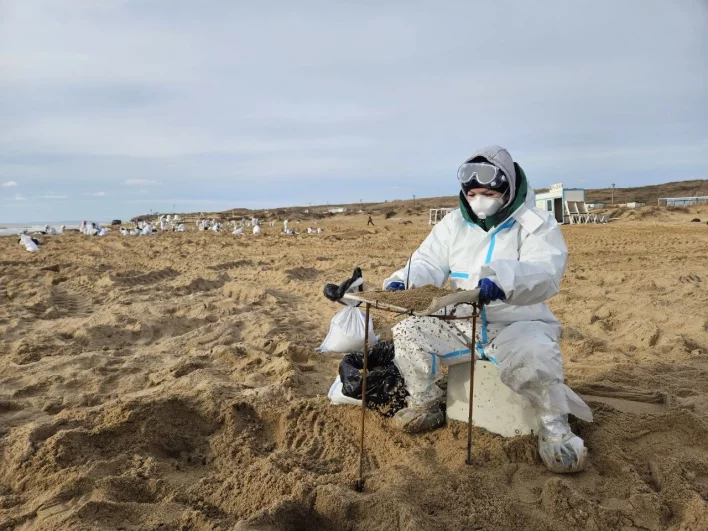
[457,162,506,186]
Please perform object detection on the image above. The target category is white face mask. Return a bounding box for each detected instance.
[467,194,504,219]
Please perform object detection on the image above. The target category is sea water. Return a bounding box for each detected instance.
[0,222,83,237]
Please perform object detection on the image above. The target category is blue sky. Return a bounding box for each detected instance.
[1,0,706,222]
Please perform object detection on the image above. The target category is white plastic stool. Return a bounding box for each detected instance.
[446,360,538,437]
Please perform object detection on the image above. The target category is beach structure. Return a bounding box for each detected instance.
[428,208,453,225]
[535,183,585,224]
[659,196,708,207]
[564,201,607,224]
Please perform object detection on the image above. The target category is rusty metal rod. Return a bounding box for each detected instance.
[466,303,479,465]
[356,303,371,491]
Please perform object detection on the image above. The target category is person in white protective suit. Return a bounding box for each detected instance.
[253,224,261,236]
[382,145,592,473]
[86,222,100,236]
[283,219,289,233]
[140,222,153,235]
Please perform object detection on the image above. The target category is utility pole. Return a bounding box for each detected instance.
[611,183,616,205]
[413,194,416,207]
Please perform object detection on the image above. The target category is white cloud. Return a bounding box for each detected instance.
[92,191,106,196]
[123,179,161,185]
[40,194,68,199]
[1,181,18,187]
[14,194,26,201]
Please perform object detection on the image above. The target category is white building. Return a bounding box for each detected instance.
[660,196,708,207]
[585,202,606,209]
[535,183,586,224]
[328,207,348,214]
[626,201,645,209]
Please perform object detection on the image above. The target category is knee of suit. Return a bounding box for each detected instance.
[393,340,437,376]
[491,321,564,388]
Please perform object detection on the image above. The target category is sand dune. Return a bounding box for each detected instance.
[1,210,707,530]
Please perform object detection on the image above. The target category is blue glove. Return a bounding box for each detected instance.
[385,281,405,291]
[477,278,505,304]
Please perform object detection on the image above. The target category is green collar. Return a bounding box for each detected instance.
[458,163,529,231]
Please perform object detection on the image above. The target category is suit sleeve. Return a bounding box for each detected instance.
[480,214,567,305]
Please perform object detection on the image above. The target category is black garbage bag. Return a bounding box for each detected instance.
[323,267,363,302]
[339,340,408,416]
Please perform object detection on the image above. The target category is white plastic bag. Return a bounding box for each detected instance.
[19,235,39,252]
[328,376,362,406]
[318,304,377,354]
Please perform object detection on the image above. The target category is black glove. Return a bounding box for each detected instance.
[323,267,363,302]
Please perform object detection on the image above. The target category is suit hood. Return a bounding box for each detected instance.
[463,145,517,209]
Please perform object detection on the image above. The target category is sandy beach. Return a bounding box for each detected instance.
[1,209,707,530]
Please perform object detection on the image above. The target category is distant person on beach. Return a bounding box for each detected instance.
[367,215,374,226]
[377,145,591,473]
[83,222,99,236]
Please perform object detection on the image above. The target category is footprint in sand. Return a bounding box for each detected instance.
[108,268,180,287]
[50,286,93,316]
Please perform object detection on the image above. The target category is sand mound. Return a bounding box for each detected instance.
[1,217,707,529]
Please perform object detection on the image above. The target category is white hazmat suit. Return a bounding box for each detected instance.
[384,145,591,473]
